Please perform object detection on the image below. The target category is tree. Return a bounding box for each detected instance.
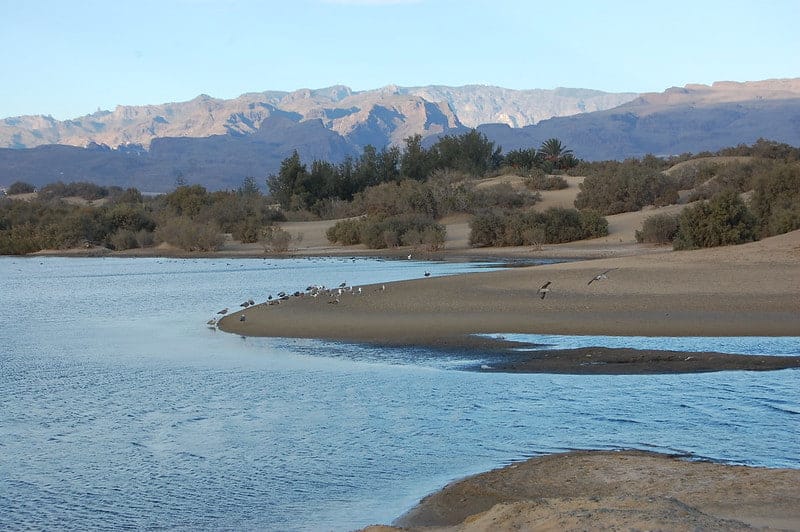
[164,184,209,218]
[539,138,576,170]
[401,134,433,181]
[266,151,308,209]
[238,176,261,198]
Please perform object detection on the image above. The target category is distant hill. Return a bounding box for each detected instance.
[1,79,799,192]
[0,84,636,150]
[461,79,800,158]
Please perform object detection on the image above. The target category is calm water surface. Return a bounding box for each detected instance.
[1,256,798,531]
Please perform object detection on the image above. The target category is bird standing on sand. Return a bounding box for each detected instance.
[537,281,552,299]
[588,268,618,285]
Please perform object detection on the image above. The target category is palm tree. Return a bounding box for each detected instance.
[539,138,573,166]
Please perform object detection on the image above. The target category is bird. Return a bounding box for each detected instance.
[248,299,255,305]
[407,253,412,260]
[240,301,250,308]
[339,281,347,288]
[217,308,228,315]
[239,315,246,322]
[424,271,431,277]
[537,281,552,299]
[588,268,618,285]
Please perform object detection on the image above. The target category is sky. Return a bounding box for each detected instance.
[1,0,798,120]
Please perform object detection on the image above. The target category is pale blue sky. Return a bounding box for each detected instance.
[2,0,798,120]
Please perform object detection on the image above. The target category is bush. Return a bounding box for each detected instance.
[231,216,262,244]
[327,214,446,250]
[673,191,757,250]
[635,213,679,244]
[525,170,568,191]
[471,183,537,210]
[261,226,293,252]
[7,181,36,195]
[108,229,140,250]
[575,163,678,214]
[750,162,800,237]
[469,207,608,247]
[326,219,363,245]
[155,218,223,251]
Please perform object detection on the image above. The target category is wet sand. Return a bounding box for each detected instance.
[218,230,800,371]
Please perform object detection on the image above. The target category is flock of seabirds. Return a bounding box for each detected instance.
[206,265,618,329]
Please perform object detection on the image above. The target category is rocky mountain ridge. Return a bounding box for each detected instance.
[0,84,637,150]
[1,78,798,192]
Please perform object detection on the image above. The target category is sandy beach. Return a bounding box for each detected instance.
[218,228,800,349]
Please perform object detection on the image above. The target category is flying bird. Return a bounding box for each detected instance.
[588,268,618,285]
[538,281,552,299]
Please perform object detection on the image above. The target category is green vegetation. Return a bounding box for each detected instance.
[574,161,678,214]
[635,213,680,245]
[469,208,608,247]
[0,178,284,254]
[673,191,758,250]
[3,136,798,255]
[576,139,800,250]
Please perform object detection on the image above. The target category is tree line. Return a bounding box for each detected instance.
[3,135,797,255]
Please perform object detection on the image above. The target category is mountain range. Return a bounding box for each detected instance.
[1,79,799,192]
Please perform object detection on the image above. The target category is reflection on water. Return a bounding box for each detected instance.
[1,257,798,531]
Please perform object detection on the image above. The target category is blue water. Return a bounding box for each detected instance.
[1,256,799,531]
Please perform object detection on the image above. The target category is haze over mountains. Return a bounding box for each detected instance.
[1,79,799,192]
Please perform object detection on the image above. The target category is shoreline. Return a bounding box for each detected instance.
[365,450,800,531]
[215,229,800,374]
[217,230,800,347]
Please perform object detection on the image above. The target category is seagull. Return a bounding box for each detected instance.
[424,271,431,277]
[217,308,228,315]
[537,281,552,299]
[588,268,618,285]
[407,253,412,260]
[239,315,246,322]
[339,281,347,288]
[240,301,250,308]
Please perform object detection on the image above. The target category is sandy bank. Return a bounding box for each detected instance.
[363,450,800,531]
[218,230,800,354]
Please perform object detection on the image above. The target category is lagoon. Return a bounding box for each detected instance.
[1,257,798,531]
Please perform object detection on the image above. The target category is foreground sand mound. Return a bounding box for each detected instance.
[363,450,800,531]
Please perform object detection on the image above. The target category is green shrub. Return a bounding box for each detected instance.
[635,213,680,244]
[673,191,757,250]
[750,162,800,237]
[7,181,36,195]
[525,170,568,191]
[575,163,678,214]
[469,207,608,247]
